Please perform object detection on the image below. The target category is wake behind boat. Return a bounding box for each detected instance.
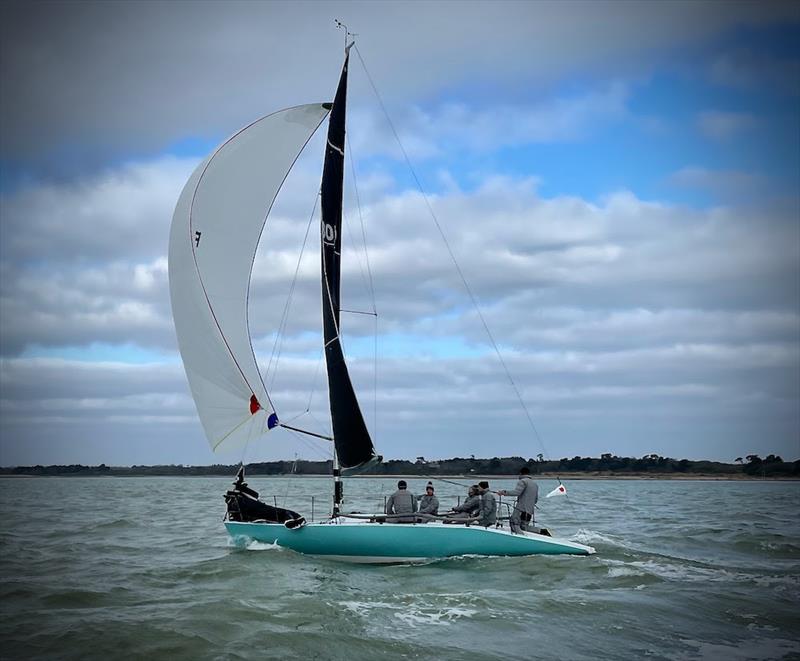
[168,33,595,563]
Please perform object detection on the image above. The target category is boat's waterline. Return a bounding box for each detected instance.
[225,518,596,563]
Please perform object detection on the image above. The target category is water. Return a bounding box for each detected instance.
[1,476,798,660]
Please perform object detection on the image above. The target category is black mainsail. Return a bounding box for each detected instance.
[320,49,379,470]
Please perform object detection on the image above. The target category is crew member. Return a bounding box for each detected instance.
[446,484,481,520]
[477,481,497,527]
[416,482,439,521]
[385,480,417,523]
[497,466,538,533]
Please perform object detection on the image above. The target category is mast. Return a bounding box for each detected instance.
[320,42,381,477]
[332,452,342,518]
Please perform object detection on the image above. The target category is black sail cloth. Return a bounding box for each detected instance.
[320,51,380,470]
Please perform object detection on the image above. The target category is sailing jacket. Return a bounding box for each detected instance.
[417,494,439,515]
[452,494,480,515]
[385,489,417,521]
[477,491,497,526]
[504,475,539,516]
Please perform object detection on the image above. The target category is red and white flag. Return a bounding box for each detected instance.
[546,483,567,498]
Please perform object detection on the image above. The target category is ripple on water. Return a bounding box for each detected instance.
[1,477,799,661]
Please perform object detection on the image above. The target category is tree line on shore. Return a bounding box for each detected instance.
[1,453,797,477]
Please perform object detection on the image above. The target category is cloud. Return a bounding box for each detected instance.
[347,81,631,161]
[0,156,196,265]
[2,0,797,177]
[1,2,798,465]
[667,166,768,203]
[709,49,800,95]
[3,161,797,358]
[1,154,797,463]
[697,110,757,140]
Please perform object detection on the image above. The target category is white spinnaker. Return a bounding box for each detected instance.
[169,104,329,452]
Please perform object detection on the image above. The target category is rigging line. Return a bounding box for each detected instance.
[281,408,318,428]
[279,422,333,441]
[285,427,332,461]
[280,409,332,455]
[346,129,379,441]
[373,311,378,444]
[266,189,321,389]
[321,239,343,340]
[307,410,333,449]
[239,430,253,467]
[305,347,325,412]
[281,412,331,456]
[212,411,261,451]
[321,245,357,386]
[340,135,373,312]
[282,453,297,507]
[341,207,373,318]
[421,475,474,489]
[346,131,377,311]
[340,309,377,316]
[354,44,551,461]
[282,409,311,425]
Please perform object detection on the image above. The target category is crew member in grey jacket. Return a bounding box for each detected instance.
[385,480,417,522]
[497,466,538,533]
[476,481,497,527]
[447,485,481,520]
[416,482,439,521]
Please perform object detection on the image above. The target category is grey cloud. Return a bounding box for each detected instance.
[3,163,796,358]
[3,0,796,176]
[669,166,763,191]
[2,337,796,465]
[0,157,195,266]
[709,48,800,95]
[696,111,757,141]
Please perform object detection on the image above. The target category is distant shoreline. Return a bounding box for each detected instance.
[2,455,795,479]
[1,472,797,481]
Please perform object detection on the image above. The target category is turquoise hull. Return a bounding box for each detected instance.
[225,518,595,563]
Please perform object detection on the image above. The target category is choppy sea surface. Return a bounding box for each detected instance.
[1,476,798,660]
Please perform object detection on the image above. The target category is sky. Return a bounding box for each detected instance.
[1,0,798,467]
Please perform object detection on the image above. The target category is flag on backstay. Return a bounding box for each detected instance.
[546,483,567,498]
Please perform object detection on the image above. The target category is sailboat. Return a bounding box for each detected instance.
[168,41,595,563]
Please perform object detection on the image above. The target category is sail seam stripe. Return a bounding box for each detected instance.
[212,411,259,451]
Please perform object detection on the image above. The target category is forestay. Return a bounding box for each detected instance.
[169,104,329,452]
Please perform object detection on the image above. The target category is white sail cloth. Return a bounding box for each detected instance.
[169,104,329,452]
